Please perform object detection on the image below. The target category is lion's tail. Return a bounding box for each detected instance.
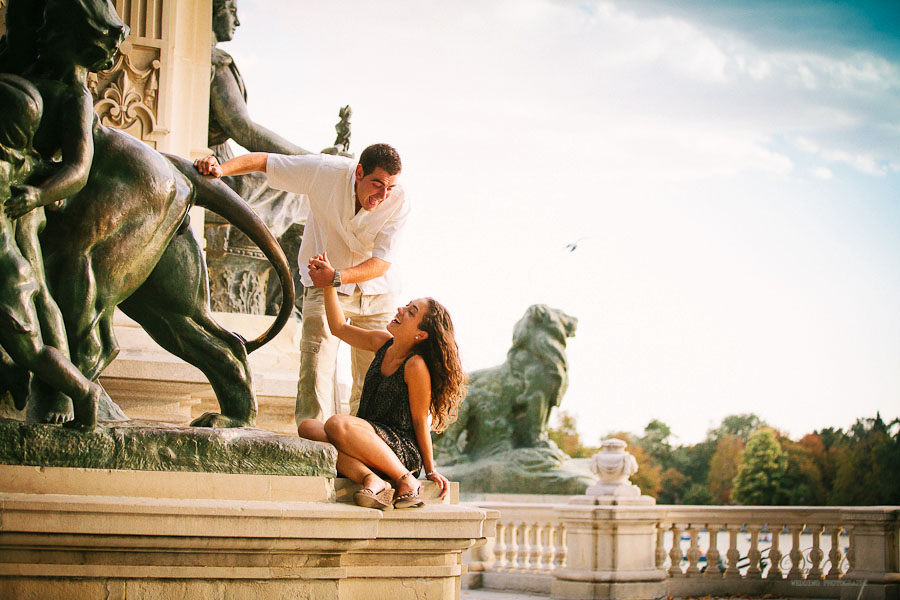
[165,154,294,354]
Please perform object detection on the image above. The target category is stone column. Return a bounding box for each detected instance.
[551,439,666,600]
[840,509,900,600]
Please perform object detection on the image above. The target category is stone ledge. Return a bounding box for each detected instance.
[0,465,498,599]
[0,419,336,477]
[2,464,335,501]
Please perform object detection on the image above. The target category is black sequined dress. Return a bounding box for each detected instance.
[357,339,424,475]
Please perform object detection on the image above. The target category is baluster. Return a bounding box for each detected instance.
[656,526,668,569]
[746,525,763,579]
[543,524,557,572]
[724,525,741,579]
[669,524,685,576]
[494,523,507,570]
[766,525,784,580]
[705,524,721,578]
[787,524,805,580]
[532,524,545,571]
[685,526,702,576]
[556,525,568,569]
[846,526,855,573]
[508,522,520,571]
[807,524,825,579]
[826,526,844,580]
[521,522,533,571]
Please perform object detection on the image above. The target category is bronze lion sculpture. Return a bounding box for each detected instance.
[435,304,578,461]
[0,0,293,430]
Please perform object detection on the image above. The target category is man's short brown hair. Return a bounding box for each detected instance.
[359,143,401,177]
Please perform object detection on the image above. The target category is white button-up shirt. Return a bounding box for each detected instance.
[266,153,409,296]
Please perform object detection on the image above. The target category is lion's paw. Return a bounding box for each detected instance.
[62,418,96,433]
[190,412,252,428]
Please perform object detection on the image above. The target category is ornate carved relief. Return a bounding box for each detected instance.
[206,217,271,315]
[88,48,164,147]
[205,219,304,316]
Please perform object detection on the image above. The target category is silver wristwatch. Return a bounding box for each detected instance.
[331,270,342,287]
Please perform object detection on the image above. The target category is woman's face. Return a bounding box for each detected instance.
[387,298,430,343]
[213,0,240,42]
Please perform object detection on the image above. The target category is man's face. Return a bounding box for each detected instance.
[354,165,399,212]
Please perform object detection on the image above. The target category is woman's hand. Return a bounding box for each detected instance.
[308,251,336,288]
[427,470,450,500]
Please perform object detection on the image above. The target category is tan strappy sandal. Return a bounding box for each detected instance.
[353,475,394,510]
[393,471,425,509]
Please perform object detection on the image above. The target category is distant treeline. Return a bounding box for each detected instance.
[548,412,900,505]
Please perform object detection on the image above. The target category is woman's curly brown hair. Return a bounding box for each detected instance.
[414,298,466,433]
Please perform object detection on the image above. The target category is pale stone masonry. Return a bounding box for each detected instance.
[0,465,498,598]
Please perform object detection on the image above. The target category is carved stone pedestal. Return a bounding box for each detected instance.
[552,496,666,600]
[553,440,665,600]
[205,216,304,316]
[0,465,498,599]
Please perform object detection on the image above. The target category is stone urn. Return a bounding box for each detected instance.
[585,438,641,498]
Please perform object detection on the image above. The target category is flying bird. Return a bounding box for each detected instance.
[565,237,589,252]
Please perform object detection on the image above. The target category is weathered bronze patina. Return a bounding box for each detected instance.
[0,0,294,432]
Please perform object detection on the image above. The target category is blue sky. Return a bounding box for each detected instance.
[228,0,899,444]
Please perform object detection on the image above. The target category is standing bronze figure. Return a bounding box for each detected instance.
[0,0,294,430]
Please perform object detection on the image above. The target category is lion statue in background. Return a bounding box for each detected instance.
[435,305,593,494]
[437,304,577,459]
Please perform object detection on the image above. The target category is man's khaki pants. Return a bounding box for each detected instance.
[294,287,395,425]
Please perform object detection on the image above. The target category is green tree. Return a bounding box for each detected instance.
[829,414,899,505]
[707,434,744,504]
[733,428,787,505]
[682,483,713,505]
[669,439,716,492]
[708,413,766,442]
[637,419,674,469]
[776,435,826,505]
[658,467,688,504]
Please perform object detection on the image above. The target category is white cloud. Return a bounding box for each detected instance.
[794,137,891,176]
[809,166,833,180]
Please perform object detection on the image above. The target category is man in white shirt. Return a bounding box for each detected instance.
[194,144,409,424]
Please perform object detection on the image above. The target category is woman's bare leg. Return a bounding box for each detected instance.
[324,414,409,483]
[297,418,328,442]
[336,452,390,494]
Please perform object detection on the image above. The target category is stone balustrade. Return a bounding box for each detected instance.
[466,502,567,594]
[463,500,900,600]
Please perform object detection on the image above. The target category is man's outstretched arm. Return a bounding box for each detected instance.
[194,152,269,178]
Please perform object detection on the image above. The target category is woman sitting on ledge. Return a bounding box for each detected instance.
[297,253,465,509]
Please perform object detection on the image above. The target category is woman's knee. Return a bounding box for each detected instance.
[297,418,324,440]
[324,414,353,443]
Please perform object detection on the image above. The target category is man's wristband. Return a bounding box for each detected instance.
[331,270,342,287]
[426,470,436,477]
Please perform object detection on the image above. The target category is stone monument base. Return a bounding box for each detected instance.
[442,447,595,495]
[0,465,497,599]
